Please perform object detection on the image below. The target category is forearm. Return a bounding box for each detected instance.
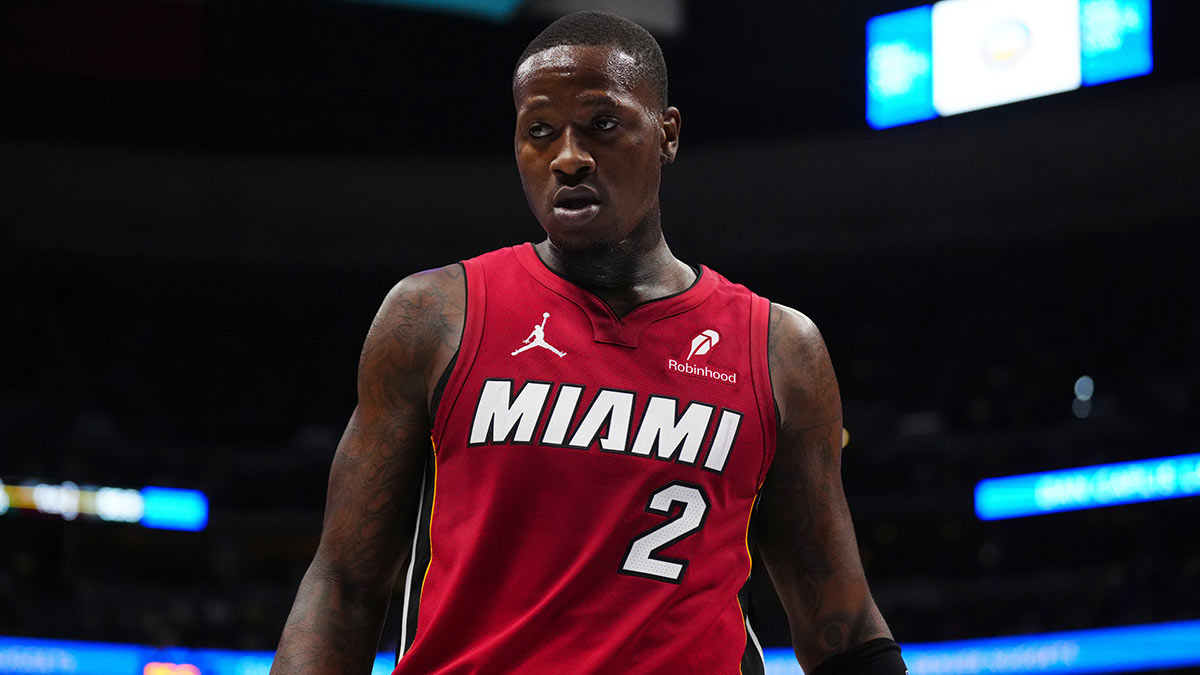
[777,575,891,668]
[271,561,392,675]
[762,304,904,672]
[785,580,902,674]
[807,637,907,675]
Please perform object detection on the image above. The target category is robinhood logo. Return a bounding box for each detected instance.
[669,330,737,384]
[687,329,720,360]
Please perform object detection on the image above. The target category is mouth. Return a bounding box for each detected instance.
[552,187,602,226]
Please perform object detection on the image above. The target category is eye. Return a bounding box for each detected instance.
[528,123,553,139]
[591,117,619,131]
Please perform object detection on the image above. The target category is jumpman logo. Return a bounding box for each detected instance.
[512,312,566,358]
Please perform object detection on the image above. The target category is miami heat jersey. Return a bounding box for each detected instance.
[393,243,777,675]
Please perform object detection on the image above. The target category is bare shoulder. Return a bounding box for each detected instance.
[767,302,839,428]
[359,264,466,410]
[369,264,465,355]
[768,303,826,369]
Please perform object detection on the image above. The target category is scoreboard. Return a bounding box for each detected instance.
[867,0,1153,128]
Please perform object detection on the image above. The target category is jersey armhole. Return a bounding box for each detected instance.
[748,294,777,489]
[428,350,458,421]
[431,259,485,446]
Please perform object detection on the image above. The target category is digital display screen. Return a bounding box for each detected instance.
[6,621,1200,675]
[893,620,1200,675]
[353,0,523,21]
[867,0,1153,128]
[0,479,208,532]
[867,6,937,129]
[0,637,396,675]
[932,0,1082,116]
[974,453,1200,520]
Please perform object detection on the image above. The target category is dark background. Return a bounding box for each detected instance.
[2,0,1198,665]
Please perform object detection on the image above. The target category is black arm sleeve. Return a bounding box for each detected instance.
[808,638,907,675]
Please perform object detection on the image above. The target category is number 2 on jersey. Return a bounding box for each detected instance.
[619,481,710,584]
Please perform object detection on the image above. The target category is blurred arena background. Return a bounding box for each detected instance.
[1,0,1198,673]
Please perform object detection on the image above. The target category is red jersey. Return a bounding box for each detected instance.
[393,244,777,674]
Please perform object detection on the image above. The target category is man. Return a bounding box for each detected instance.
[272,11,905,675]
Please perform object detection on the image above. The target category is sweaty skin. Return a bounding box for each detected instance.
[271,42,892,675]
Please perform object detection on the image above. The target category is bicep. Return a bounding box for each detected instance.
[312,402,429,591]
[311,270,462,590]
[755,408,847,609]
[755,305,889,668]
[757,306,847,586]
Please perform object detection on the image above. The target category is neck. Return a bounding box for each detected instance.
[534,209,695,317]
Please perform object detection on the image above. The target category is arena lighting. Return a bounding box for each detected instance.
[4,621,1200,674]
[0,479,208,532]
[974,452,1200,520]
[867,0,1153,129]
[872,620,1200,675]
[351,0,524,21]
[0,637,395,675]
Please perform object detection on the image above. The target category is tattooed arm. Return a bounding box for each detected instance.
[755,304,895,672]
[271,265,464,675]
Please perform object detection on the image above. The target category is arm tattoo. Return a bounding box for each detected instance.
[757,304,892,668]
[272,266,464,675]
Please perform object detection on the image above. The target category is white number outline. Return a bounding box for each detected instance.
[619,481,710,584]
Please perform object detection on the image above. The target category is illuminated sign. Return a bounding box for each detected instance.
[0,479,208,532]
[5,621,1200,674]
[974,452,1200,520]
[932,0,1081,116]
[867,6,936,129]
[0,637,397,675]
[867,0,1153,128]
[139,487,208,532]
[863,620,1200,674]
[144,664,200,675]
[1081,0,1154,84]
[357,0,523,21]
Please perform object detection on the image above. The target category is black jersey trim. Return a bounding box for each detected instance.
[738,577,766,675]
[427,261,465,422]
[429,350,458,421]
[739,492,766,675]
[396,451,437,663]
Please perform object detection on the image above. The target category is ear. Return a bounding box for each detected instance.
[659,106,681,165]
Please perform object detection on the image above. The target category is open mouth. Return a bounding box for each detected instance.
[552,200,600,227]
[552,188,602,226]
[555,195,601,210]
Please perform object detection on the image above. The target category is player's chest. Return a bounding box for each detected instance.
[460,311,757,476]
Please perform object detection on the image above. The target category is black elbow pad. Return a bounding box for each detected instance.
[808,638,907,675]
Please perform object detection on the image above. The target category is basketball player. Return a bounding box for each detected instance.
[272,11,906,675]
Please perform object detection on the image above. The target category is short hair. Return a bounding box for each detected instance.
[515,11,669,110]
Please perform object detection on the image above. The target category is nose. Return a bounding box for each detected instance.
[549,127,594,182]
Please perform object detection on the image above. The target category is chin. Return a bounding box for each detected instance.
[545,231,620,258]
[541,219,622,256]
